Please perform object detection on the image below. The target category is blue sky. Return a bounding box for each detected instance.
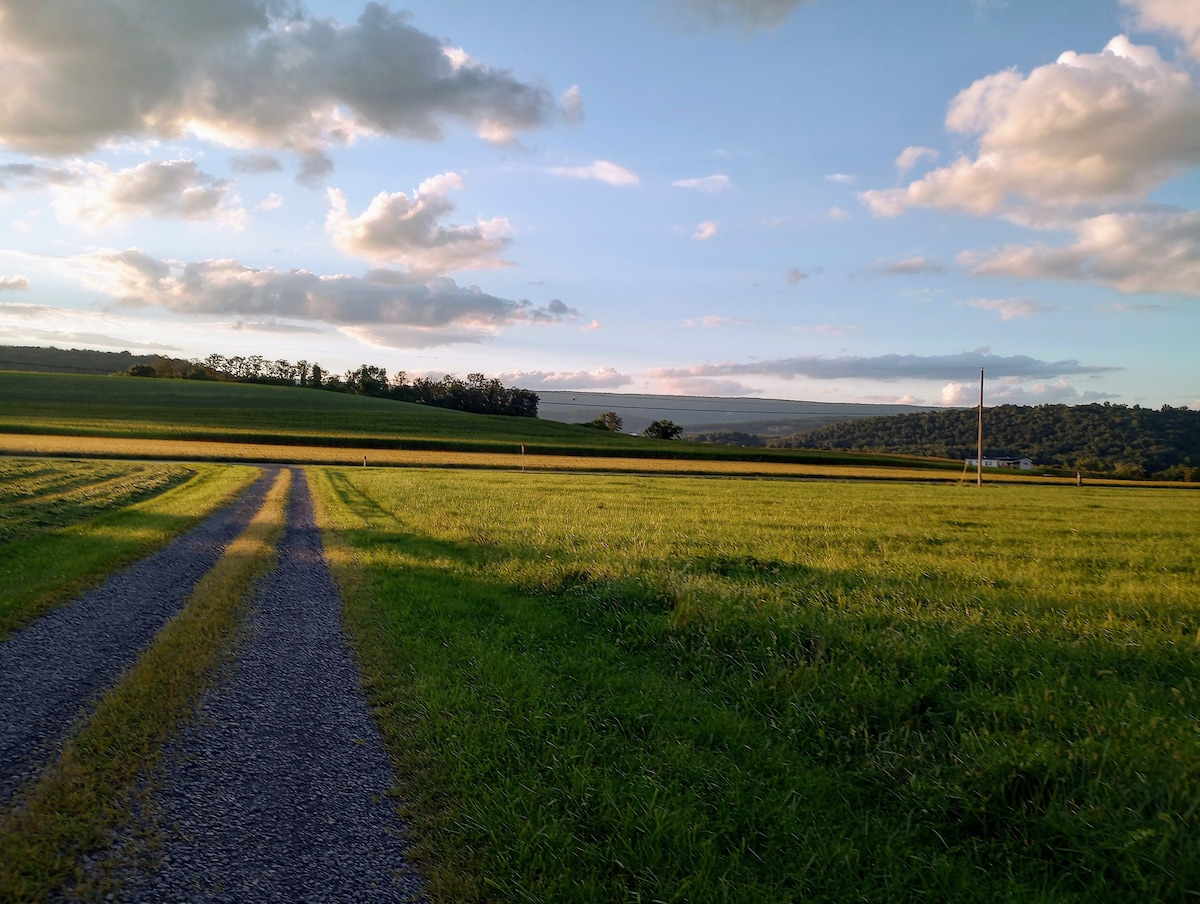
[1,0,1198,407]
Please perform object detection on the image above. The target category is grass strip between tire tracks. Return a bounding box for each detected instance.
[0,468,290,903]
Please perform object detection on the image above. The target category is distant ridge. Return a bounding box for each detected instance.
[535,389,932,435]
[0,345,170,375]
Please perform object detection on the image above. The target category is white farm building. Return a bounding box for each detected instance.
[964,456,1034,470]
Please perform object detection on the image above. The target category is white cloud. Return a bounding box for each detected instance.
[682,315,751,328]
[0,276,29,290]
[649,351,1118,382]
[875,256,943,275]
[493,367,631,390]
[0,163,75,191]
[862,35,1200,217]
[52,159,245,229]
[1123,0,1200,61]
[62,248,577,348]
[962,297,1053,320]
[692,220,718,240]
[959,209,1200,296]
[785,267,808,284]
[895,146,939,175]
[547,160,639,186]
[325,173,512,275]
[561,85,585,124]
[254,193,285,211]
[583,319,602,330]
[941,377,1109,406]
[825,173,855,184]
[672,174,731,192]
[0,1,559,157]
[826,206,852,221]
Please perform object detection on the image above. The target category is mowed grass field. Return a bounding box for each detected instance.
[312,468,1200,903]
[0,458,258,636]
[0,371,964,473]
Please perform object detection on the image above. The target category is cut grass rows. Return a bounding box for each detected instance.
[0,461,260,638]
[0,468,290,904]
[313,468,1200,903]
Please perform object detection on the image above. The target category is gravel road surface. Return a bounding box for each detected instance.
[0,468,276,806]
[126,468,425,903]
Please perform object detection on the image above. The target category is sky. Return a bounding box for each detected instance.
[1,0,1198,409]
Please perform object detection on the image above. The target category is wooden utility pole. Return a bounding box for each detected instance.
[976,368,984,488]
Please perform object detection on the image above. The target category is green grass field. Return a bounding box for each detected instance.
[0,459,259,636]
[0,371,959,471]
[312,468,1200,903]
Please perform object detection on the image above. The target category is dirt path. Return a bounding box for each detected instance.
[0,469,277,806]
[124,468,425,902]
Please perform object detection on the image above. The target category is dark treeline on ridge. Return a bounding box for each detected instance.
[0,345,539,418]
[779,403,1200,480]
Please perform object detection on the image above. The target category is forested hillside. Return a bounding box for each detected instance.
[778,403,1200,480]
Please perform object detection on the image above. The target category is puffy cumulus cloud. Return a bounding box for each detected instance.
[67,248,578,347]
[960,209,1200,296]
[0,1,559,157]
[895,145,939,175]
[672,174,731,192]
[255,193,284,211]
[826,206,851,221]
[547,160,639,186]
[492,367,631,390]
[326,173,512,274]
[0,276,29,290]
[692,220,718,240]
[670,0,816,30]
[649,351,1118,382]
[941,377,1109,406]
[52,159,245,229]
[875,256,943,275]
[862,36,1200,217]
[962,297,1053,320]
[1123,0,1200,60]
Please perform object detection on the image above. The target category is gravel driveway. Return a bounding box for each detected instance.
[125,468,425,903]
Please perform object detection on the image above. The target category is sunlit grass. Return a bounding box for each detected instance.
[313,467,1200,902]
[0,459,259,636]
[0,469,290,903]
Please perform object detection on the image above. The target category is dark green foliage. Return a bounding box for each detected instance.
[581,412,624,431]
[642,419,683,440]
[685,430,767,446]
[782,403,1200,479]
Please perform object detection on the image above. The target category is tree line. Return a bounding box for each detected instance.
[126,352,539,418]
[776,402,1200,480]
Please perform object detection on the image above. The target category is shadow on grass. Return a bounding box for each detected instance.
[335,504,1200,903]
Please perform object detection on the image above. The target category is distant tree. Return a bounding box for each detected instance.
[128,364,156,377]
[309,364,324,388]
[581,412,623,431]
[643,419,683,440]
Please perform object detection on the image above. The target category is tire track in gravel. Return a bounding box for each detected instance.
[0,467,278,807]
[128,468,425,903]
